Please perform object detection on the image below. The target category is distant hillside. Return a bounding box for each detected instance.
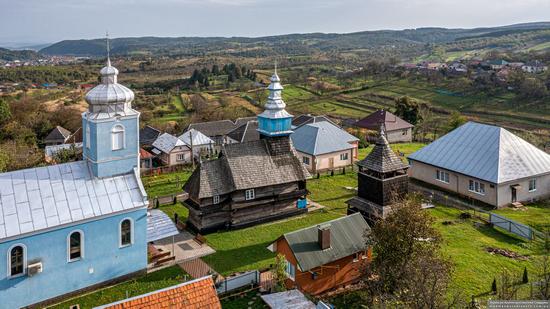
[40,22,550,57]
[0,48,42,61]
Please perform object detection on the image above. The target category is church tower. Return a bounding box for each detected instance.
[346,126,409,222]
[82,38,140,178]
[257,68,293,138]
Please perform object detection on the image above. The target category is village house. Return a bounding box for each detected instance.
[267,213,371,295]
[291,121,359,173]
[44,126,73,146]
[0,56,149,308]
[94,276,221,309]
[346,127,409,222]
[355,110,414,143]
[183,70,310,233]
[486,59,508,70]
[152,133,191,166]
[408,122,550,208]
[522,60,548,74]
[139,125,161,149]
[178,128,215,158]
[226,120,260,143]
[291,114,335,129]
[187,119,237,146]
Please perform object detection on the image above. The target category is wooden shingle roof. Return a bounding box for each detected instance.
[95,276,221,309]
[357,130,408,173]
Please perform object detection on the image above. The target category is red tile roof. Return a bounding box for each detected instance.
[354,110,413,131]
[98,276,221,309]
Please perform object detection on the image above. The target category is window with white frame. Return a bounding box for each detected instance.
[86,124,90,149]
[120,218,133,247]
[285,259,296,281]
[213,195,220,204]
[436,170,450,183]
[340,153,349,161]
[176,153,186,162]
[68,230,83,262]
[529,179,537,192]
[8,244,26,278]
[245,189,255,200]
[111,125,125,151]
[302,156,310,165]
[468,180,485,195]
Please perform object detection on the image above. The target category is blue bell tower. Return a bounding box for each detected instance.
[82,37,140,178]
[257,68,293,137]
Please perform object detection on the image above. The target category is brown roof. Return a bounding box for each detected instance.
[98,276,221,309]
[357,130,408,173]
[45,126,72,142]
[355,110,413,131]
[184,136,310,199]
[188,120,237,137]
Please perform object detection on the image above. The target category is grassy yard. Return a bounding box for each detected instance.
[142,170,192,197]
[49,266,189,309]
[220,290,268,309]
[158,202,189,222]
[493,201,550,232]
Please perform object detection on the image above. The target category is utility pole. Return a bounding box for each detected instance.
[189,130,195,169]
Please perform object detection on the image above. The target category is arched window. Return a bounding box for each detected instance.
[68,230,84,262]
[8,244,26,278]
[111,124,125,151]
[120,218,133,247]
[86,124,90,149]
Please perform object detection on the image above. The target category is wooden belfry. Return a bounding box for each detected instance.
[346,125,409,223]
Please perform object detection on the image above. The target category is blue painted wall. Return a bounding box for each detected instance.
[82,115,139,178]
[0,208,147,308]
[258,116,293,137]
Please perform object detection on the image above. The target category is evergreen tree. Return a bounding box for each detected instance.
[211,64,220,75]
[522,267,528,284]
[492,278,497,294]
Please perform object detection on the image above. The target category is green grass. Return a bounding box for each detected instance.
[357,142,426,160]
[142,170,192,197]
[493,201,550,232]
[158,202,189,222]
[220,290,268,309]
[429,206,540,299]
[49,266,188,309]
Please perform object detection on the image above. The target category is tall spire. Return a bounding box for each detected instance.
[106,31,111,67]
[256,65,293,137]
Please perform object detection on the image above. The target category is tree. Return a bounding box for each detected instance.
[0,98,11,126]
[519,78,548,99]
[52,145,81,163]
[523,267,529,284]
[448,111,467,131]
[394,96,420,125]
[0,149,8,172]
[272,254,288,292]
[211,64,220,75]
[363,195,453,307]
[492,278,497,294]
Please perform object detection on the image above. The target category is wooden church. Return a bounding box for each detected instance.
[183,70,310,233]
[346,126,409,223]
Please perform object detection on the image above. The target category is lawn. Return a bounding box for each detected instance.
[49,266,189,309]
[493,201,550,232]
[158,202,189,222]
[357,142,426,160]
[220,290,268,309]
[142,170,192,197]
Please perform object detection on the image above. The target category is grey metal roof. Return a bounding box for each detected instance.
[261,290,316,309]
[147,209,179,242]
[227,121,260,143]
[291,114,336,129]
[152,133,188,154]
[178,129,214,146]
[45,143,83,158]
[188,120,237,137]
[0,161,148,242]
[45,126,72,142]
[408,122,550,184]
[291,121,358,156]
[139,125,161,146]
[281,213,370,272]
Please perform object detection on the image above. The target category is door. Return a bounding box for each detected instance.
[511,187,517,203]
[329,157,334,169]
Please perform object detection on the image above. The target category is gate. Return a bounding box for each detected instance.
[489,213,533,240]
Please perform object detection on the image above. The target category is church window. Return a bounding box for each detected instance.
[112,125,125,150]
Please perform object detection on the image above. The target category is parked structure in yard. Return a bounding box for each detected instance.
[267,213,371,295]
[408,122,550,208]
[291,121,359,173]
[44,125,73,146]
[183,70,310,233]
[94,276,221,309]
[0,54,149,308]
[152,133,191,166]
[347,127,409,222]
[139,125,161,148]
[355,110,414,143]
[178,128,215,157]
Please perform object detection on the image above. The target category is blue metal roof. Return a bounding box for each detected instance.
[291,121,358,155]
[146,209,179,242]
[408,122,550,184]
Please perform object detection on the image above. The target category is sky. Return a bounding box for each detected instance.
[1,0,550,47]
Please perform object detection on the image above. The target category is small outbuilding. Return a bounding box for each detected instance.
[44,126,72,146]
[152,133,191,166]
[355,110,414,143]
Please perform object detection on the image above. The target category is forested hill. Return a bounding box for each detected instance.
[39,22,550,57]
[0,48,42,61]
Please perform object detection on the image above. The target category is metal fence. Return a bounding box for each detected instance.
[216,270,260,295]
[489,213,534,240]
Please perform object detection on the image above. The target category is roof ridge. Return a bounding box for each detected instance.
[283,213,361,237]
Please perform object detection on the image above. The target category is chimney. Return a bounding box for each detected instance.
[318,224,331,250]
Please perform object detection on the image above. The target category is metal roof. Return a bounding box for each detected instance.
[408,122,550,184]
[0,161,148,243]
[45,143,83,158]
[178,129,214,146]
[291,121,358,156]
[355,110,414,131]
[146,209,179,242]
[152,133,188,154]
[261,290,316,309]
[45,126,72,142]
[279,213,370,272]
